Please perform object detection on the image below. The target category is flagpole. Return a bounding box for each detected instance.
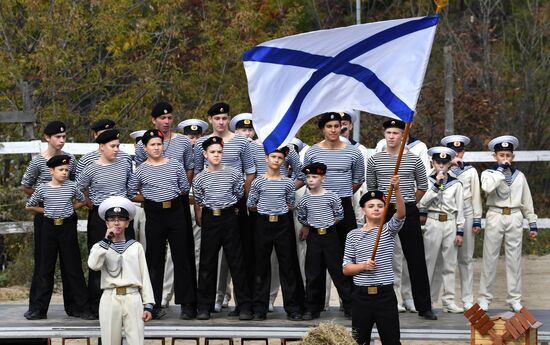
[370,121,411,261]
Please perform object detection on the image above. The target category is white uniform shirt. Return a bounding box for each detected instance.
[418,175,465,234]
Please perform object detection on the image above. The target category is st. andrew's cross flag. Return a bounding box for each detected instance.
[243,14,439,153]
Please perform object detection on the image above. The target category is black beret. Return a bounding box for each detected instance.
[151,102,173,118]
[141,129,165,145]
[317,112,342,129]
[105,206,130,220]
[46,154,71,168]
[43,121,67,135]
[382,119,406,130]
[302,162,327,175]
[359,190,386,207]
[202,136,224,150]
[266,146,290,157]
[95,129,120,144]
[90,119,115,132]
[207,102,230,116]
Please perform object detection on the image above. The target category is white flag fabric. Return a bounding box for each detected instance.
[243,15,439,153]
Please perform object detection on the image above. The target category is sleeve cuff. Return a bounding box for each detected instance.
[529,222,538,232]
[456,228,464,236]
[418,207,428,215]
[473,218,481,228]
[144,304,153,312]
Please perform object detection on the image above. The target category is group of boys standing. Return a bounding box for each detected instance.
[20,100,538,345]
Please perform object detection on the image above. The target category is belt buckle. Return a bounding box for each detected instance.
[212,208,221,216]
[268,215,278,222]
[317,228,327,235]
[116,287,126,295]
[189,195,195,205]
[438,214,448,222]
[367,286,378,295]
[502,207,511,215]
[53,218,63,226]
[162,201,171,209]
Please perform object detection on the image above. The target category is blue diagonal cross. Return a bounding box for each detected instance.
[243,15,439,151]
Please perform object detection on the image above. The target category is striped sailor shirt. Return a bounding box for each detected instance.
[247,175,295,215]
[194,135,255,175]
[134,134,194,171]
[297,190,343,228]
[302,144,365,198]
[76,158,132,205]
[26,180,85,219]
[76,150,132,178]
[251,141,303,180]
[366,151,428,203]
[343,215,405,286]
[128,159,189,202]
[192,166,244,209]
[21,152,77,187]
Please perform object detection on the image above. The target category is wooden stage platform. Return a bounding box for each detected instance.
[1,304,549,343]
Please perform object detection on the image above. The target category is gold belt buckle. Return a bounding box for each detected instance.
[53,218,63,226]
[268,215,278,222]
[438,214,448,222]
[162,201,171,209]
[212,208,221,216]
[189,195,195,205]
[116,287,126,295]
[502,207,511,215]
[317,228,327,235]
[367,286,378,295]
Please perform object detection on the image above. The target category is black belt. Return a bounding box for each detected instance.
[44,214,73,226]
[203,206,236,217]
[355,284,394,295]
[144,195,185,210]
[310,225,335,235]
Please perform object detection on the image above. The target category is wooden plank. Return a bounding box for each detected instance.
[0,141,136,156]
[0,220,88,234]
[0,111,35,123]
[465,303,480,318]
[519,308,537,324]
[505,319,522,339]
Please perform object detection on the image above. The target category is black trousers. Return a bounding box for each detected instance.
[387,203,432,312]
[352,285,401,345]
[144,197,196,308]
[35,214,89,314]
[197,207,252,313]
[253,215,302,314]
[336,197,357,250]
[305,226,352,314]
[29,211,78,315]
[236,197,255,293]
[87,205,135,314]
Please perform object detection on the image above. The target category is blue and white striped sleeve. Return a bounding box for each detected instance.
[176,162,190,194]
[386,215,405,238]
[366,156,378,191]
[351,149,365,185]
[233,171,245,201]
[246,179,260,208]
[192,175,204,205]
[26,184,44,207]
[286,180,295,207]
[73,184,86,202]
[193,141,205,174]
[134,142,147,166]
[342,231,357,267]
[242,141,256,175]
[76,167,91,191]
[183,139,195,172]
[127,171,141,200]
[287,148,303,181]
[333,194,344,222]
[296,197,308,225]
[300,149,313,182]
[21,159,39,187]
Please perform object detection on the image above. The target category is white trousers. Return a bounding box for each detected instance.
[479,210,523,305]
[392,235,413,305]
[99,289,144,345]
[423,217,458,307]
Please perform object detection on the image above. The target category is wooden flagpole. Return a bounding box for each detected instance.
[370,0,447,261]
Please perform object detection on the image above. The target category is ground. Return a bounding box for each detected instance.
[2,255,549,344]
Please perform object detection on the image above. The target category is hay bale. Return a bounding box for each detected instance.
[300,321,357,345]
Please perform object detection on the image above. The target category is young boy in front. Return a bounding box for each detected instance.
[88,196,154,345]
[247,146,303,321]
[25,155,91,320]
[478,135,538,312]
[297,162,352,320]
[192,136,254,321]
[418,146,465,314]
[343,176,405,345]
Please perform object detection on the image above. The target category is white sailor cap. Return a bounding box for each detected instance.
[427,146,456,162]
[177,119,209,135]
[289,137,304,152]
[130,130,147,143]
[339,136,351,145]
[229,113,253,132]
[98,196,136,221]
[488,135,519,152]
[441,135,470,151]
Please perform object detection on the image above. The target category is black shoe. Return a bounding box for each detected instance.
[23,309,34,318]
[152,308,167,320]
[253,312,266,321]
[79,312,97,320]
[344,309,352,319]
[196,310,210,320]
[228,307,240,317]
[287,312,303,321]
[419,310,438,320]
[239,310,254,321]
[180,307,196,320]
[25,310,46,320]
[302,311,320,320]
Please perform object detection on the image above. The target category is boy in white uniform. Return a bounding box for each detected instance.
[88,196,154,345]
[478,135,538,312]
[418,147,464,313]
